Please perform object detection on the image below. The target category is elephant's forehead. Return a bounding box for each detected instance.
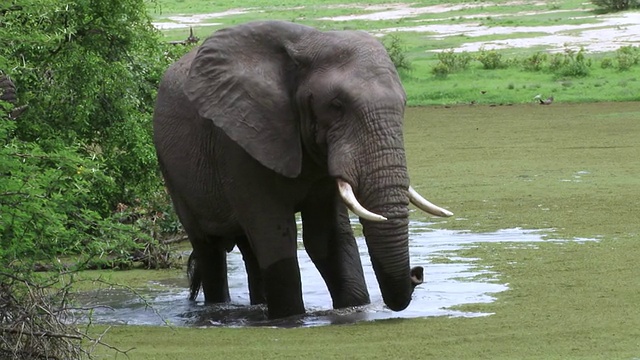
[336,76,406,106]
[316,65,403,96]
[318,31,388,59]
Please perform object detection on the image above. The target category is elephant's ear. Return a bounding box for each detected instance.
[184,21,313,178]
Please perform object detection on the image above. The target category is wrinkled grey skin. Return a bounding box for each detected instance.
[0,74,26,119]
[0,75,17,104]
[153,21,421,319]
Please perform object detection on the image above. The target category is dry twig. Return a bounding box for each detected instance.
[0,272,131,359]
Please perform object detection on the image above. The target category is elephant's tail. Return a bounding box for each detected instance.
[187,251,201,301]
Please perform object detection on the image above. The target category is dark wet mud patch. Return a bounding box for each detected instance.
[80,222,597,328]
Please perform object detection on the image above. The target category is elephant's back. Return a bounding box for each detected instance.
[153,49,198,126]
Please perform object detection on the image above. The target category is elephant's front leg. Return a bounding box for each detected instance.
[191,240,230,303]
[221,144,305,319]
[242,215,303,319]
[301,180,370,309]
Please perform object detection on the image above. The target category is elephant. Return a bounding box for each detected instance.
[152,21,453,319]
[0,74,26,119]
[0,74,16,103]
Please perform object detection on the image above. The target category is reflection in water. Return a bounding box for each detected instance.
[81,223,595,327]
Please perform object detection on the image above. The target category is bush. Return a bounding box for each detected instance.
[382,35,412,71]
[476,48,506,69]
[0,0,193,268]
[431,49,471,78]
[430,63,450,79]
[549,47,590,77]
[1,274,85,360]
[614,45,640,71]
[438,49,472,71]
[1,1,185,354]
[1,0,191,215]
[600,57,614,69]
[591,0,640,11]
[522,52,548,71]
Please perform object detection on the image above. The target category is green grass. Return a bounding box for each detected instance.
[404,102,640,238]
[94,102,640,359]
[151,1,640,104]
[403,65,640,105]
[86,2,640,358]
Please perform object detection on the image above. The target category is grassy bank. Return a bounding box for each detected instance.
[147,0,640,105]
[96,102,640,359]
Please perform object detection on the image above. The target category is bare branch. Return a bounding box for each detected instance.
[0,327,82,340]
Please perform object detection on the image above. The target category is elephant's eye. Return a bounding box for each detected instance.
[330,98,344,111]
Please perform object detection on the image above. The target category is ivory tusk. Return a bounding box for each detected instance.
[408,186,454,217]
[337,179,387,222]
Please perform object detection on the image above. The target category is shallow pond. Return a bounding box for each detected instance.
[80,221,594,328]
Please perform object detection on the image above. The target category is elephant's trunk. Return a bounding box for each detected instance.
[353,143,416,311]
[364,218,414,310]
[328,106,434,311]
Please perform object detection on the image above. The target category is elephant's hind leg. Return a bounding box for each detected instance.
[187,251,201,300]
[235,235,266,305]
[192,239,231,303]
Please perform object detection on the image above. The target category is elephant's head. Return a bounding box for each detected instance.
[184,21,451,311]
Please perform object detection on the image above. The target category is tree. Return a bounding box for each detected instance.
[1,0,190,268]
[591,0,640,11]
[1,1,190,356]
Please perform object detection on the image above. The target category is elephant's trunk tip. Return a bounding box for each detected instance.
[411,266,424,287]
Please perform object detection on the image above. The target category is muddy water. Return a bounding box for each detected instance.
[80,222,592,327]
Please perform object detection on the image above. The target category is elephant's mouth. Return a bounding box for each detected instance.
[336,178,453,220]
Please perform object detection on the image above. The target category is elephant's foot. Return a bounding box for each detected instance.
[311,257,371,309]
[264,257,305,319]
[332,289,371,309]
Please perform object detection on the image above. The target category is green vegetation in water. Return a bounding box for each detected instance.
[96,102,640,359]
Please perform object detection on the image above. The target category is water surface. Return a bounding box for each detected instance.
[81,222,592,327]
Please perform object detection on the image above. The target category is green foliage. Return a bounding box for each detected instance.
[382,35,412,71]
[591,0,640,11]
[0,113,154,270]
[549,47,590,77]
[431,49,471,78]
[521,51,548,71]
[431,62,451,79]
[600,57,614,68]
[1,0,190,213]
[0,0,190,270]
[614,45,640,70]
[476,48,507,69]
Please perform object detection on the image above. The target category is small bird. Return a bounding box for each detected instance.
[534,94,554,105]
